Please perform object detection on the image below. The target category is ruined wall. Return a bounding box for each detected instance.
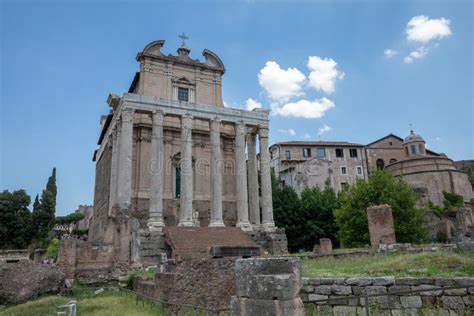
[57,239,115,283]
[92,144,112,242]
[301,277,474,315]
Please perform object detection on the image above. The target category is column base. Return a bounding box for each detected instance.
[147,221,165,232]
[209,221,225,227]
[262,221,276,232]
[237,221,253,232]
[178,220,195,227]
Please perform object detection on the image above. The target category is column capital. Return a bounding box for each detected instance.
[121,108,135,122]
[151,110,164,125]
[182,114,193,129]
[258,126,269,138]
[210,117,222,132]
[236,121,246,134]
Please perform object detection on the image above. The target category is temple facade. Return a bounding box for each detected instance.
[88,39,286,265]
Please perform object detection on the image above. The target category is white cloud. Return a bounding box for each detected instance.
[245,98,262,111]
[384,49,398,58]
[404,47,428,64]
[258,61,306,101]
[303,133,311,139]
[307,56,344,94]
[273,97,335,119]
[318,124,332,135]
[278,128,297,136]
[406,15,452,43]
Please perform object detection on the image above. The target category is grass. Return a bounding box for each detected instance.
[302,251,474,277]
[0,288,166,316]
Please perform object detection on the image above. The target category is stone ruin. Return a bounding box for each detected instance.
[367,204,396,247]
[230,257,305,316]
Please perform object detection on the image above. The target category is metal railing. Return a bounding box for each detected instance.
[307,284,471,316]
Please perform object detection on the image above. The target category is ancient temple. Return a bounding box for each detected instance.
[87,39,287,267]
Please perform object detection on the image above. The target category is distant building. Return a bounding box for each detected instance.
[269,141,368,194]
[271,131,473,207]
[74,205,93,232]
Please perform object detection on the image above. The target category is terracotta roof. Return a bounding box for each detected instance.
[365,133,403,147]
[163,227,258,259]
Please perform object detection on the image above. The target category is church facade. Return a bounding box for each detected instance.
[88,40,286,266]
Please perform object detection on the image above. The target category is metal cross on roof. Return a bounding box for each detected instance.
[178,32,189,46]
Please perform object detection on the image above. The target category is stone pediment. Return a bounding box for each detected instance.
[136,40,225,74]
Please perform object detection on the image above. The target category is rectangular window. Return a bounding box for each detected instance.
[175,167,181,197]
[317,148,326,158]
[341,182,349,191]
[357,166,362,175]
[341,166,347,174]
[335,148,344,158]
[285,150,291,160]
[303,148,311,157]
[349,148,358,158]
[178,87,189,101]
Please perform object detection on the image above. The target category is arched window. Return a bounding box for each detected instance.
[389,158,397,164]
[405,147,409,157]
[376,159,385,169]
[411,144,416,155]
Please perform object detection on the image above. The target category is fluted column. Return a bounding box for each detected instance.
[258,126,275,231]
[117,108,134,208]
[108,126,118,215]
[178,114,195,227]
[209,117,225,227]
[148,110,165,231]
[235,121,252,231]
[246,131,260,226]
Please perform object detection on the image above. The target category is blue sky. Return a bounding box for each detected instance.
[1,0,472,215]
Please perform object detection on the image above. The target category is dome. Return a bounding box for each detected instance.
[403,130,425,144]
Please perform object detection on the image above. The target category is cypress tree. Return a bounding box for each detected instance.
[32,168,57,240]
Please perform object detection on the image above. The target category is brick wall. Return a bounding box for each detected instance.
[301,277,474,314]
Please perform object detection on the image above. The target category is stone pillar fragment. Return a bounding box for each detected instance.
[178,114,195,227]
[148,110,165,231]
[319,238,333,254]
[209,117,225,227]
[247,131,260,227]
[235,121,252,231]
[258,126,275,232]
[367,204,396,247]
[117,108,134,208]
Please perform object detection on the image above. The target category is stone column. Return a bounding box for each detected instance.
[178,114,195,227]
[209,117,225,227]
[117,108,134,208]
[108,126,119,215]
[246,131,260,227]
[259,126,275,231]
[148,110,165,231]
[235,121,252,231]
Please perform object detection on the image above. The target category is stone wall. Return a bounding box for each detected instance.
[0,249,30,262]
[91,144,112,242]
[57,239,115,283]
[301,277,474,315]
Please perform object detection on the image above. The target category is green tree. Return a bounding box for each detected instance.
[300,184,340,248]
[272,173,303,252]
[55,212,85,232]
[334,169,427,247]
[32,168,57,240]
[0,190,33,249]
[428,191,465,218]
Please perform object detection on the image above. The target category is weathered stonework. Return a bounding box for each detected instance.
[231,257,305,316]
[301,277,474,315]
[367,204,396,247]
